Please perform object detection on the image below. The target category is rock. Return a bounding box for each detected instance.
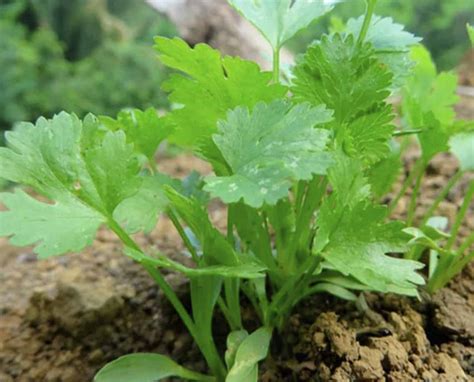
[312,312,359,361]
[353,346,384,380]
[371,336,409,371]
[433,288,474,340]
[26,268,126,337]
[430,353,467,381]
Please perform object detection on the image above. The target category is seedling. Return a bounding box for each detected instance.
[0,1,472,381]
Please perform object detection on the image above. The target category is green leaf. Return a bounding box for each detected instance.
[417,113,450,163]
[403,45,459,127]
[0,113,144,257]
[114,175,173,234]
[467,23,474,46]
[226,327,272,382]
[309,283,358,302]
[449,131,474,172]
[100,107,173,163]
[346,15,421,88]
[0,189,103,259]
[292,34,394,165]
[327,153,371,208]
[315,201,424,296]
[228,0,332,52]
[204,101,333,208]
[403,227,446,252]
[126,248,266,279]
[165,187,239,266]
[367,140,402,199]
[94,353,213,382]
[154,37,287,147]
[225,331,249,370]
[348,15,421,50]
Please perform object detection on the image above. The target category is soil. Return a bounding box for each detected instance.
[1,99,473,381]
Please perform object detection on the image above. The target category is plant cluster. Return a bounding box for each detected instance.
[0,1,473,381]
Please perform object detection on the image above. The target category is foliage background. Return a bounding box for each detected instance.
[0,0,473,136]
[0,0,176,134]
[288,0,474,70]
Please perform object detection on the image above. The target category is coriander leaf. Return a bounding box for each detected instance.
[0,189,103,259]
[0,112,144,257]
[292,34,394,165]
[403,45,459,127]
[226,327,272,382]
[327,153,371,209]
[100,107,173,163]
[94,353,213,382]
[225,331,249,370]
[418,112,450,163]
[315,201,424,296]
[347,15,421,51]
[114,175,173,234]
[228,0,332,52]
[154,37,287,147]
[468,23,474,46]
[165,187,239,266]
[449,131,474,172]
[346,15,421,88]
[367,140,402,199]
[342,108,395,166]
[204,101,333,208]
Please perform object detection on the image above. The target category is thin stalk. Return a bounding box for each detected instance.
[168,209,199,263]
[240,282,265,324]
[224,278,242,329]
[446,180,474,250]
[457,232,474,256]
[357,0,377,45]
[421,169,464,226]
[272,47,280,83]
[217,297,240,331]
[387,157,425,216]
[267,255,316,326]
[109,218,225,381]
[276,255,322,328]
[227,205,235,247]
[294,180,306,216]
[407,162,426,225]
[285,177,327,264]
[108,220,197,350]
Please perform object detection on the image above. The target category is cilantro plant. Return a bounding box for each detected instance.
[386,25,474,294]
[0,1,472,381]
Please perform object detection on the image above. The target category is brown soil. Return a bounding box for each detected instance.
[1,107,474,381]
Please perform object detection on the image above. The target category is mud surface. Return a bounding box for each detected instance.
[1,106,474,381]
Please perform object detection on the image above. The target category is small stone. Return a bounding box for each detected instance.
[88,348,104,363]
[353,346,384,380]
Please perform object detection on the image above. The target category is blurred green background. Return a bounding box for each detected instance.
[1,0,473,135]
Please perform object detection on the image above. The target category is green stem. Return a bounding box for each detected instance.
[357,0,377,45]
[446,180,474,250]
[268,254,320,328]
[168,209,200,263]
[272,47,280,83]
[285,177,327,265]
[227,205,235,247]
[217,297,240,331]
[407,162,426,225]
[276,255,322,328]
[224,278,242,329]
[421,169,464,226]
[108,219,225,381]
[387,157,425,216]
[457,232,474,256]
